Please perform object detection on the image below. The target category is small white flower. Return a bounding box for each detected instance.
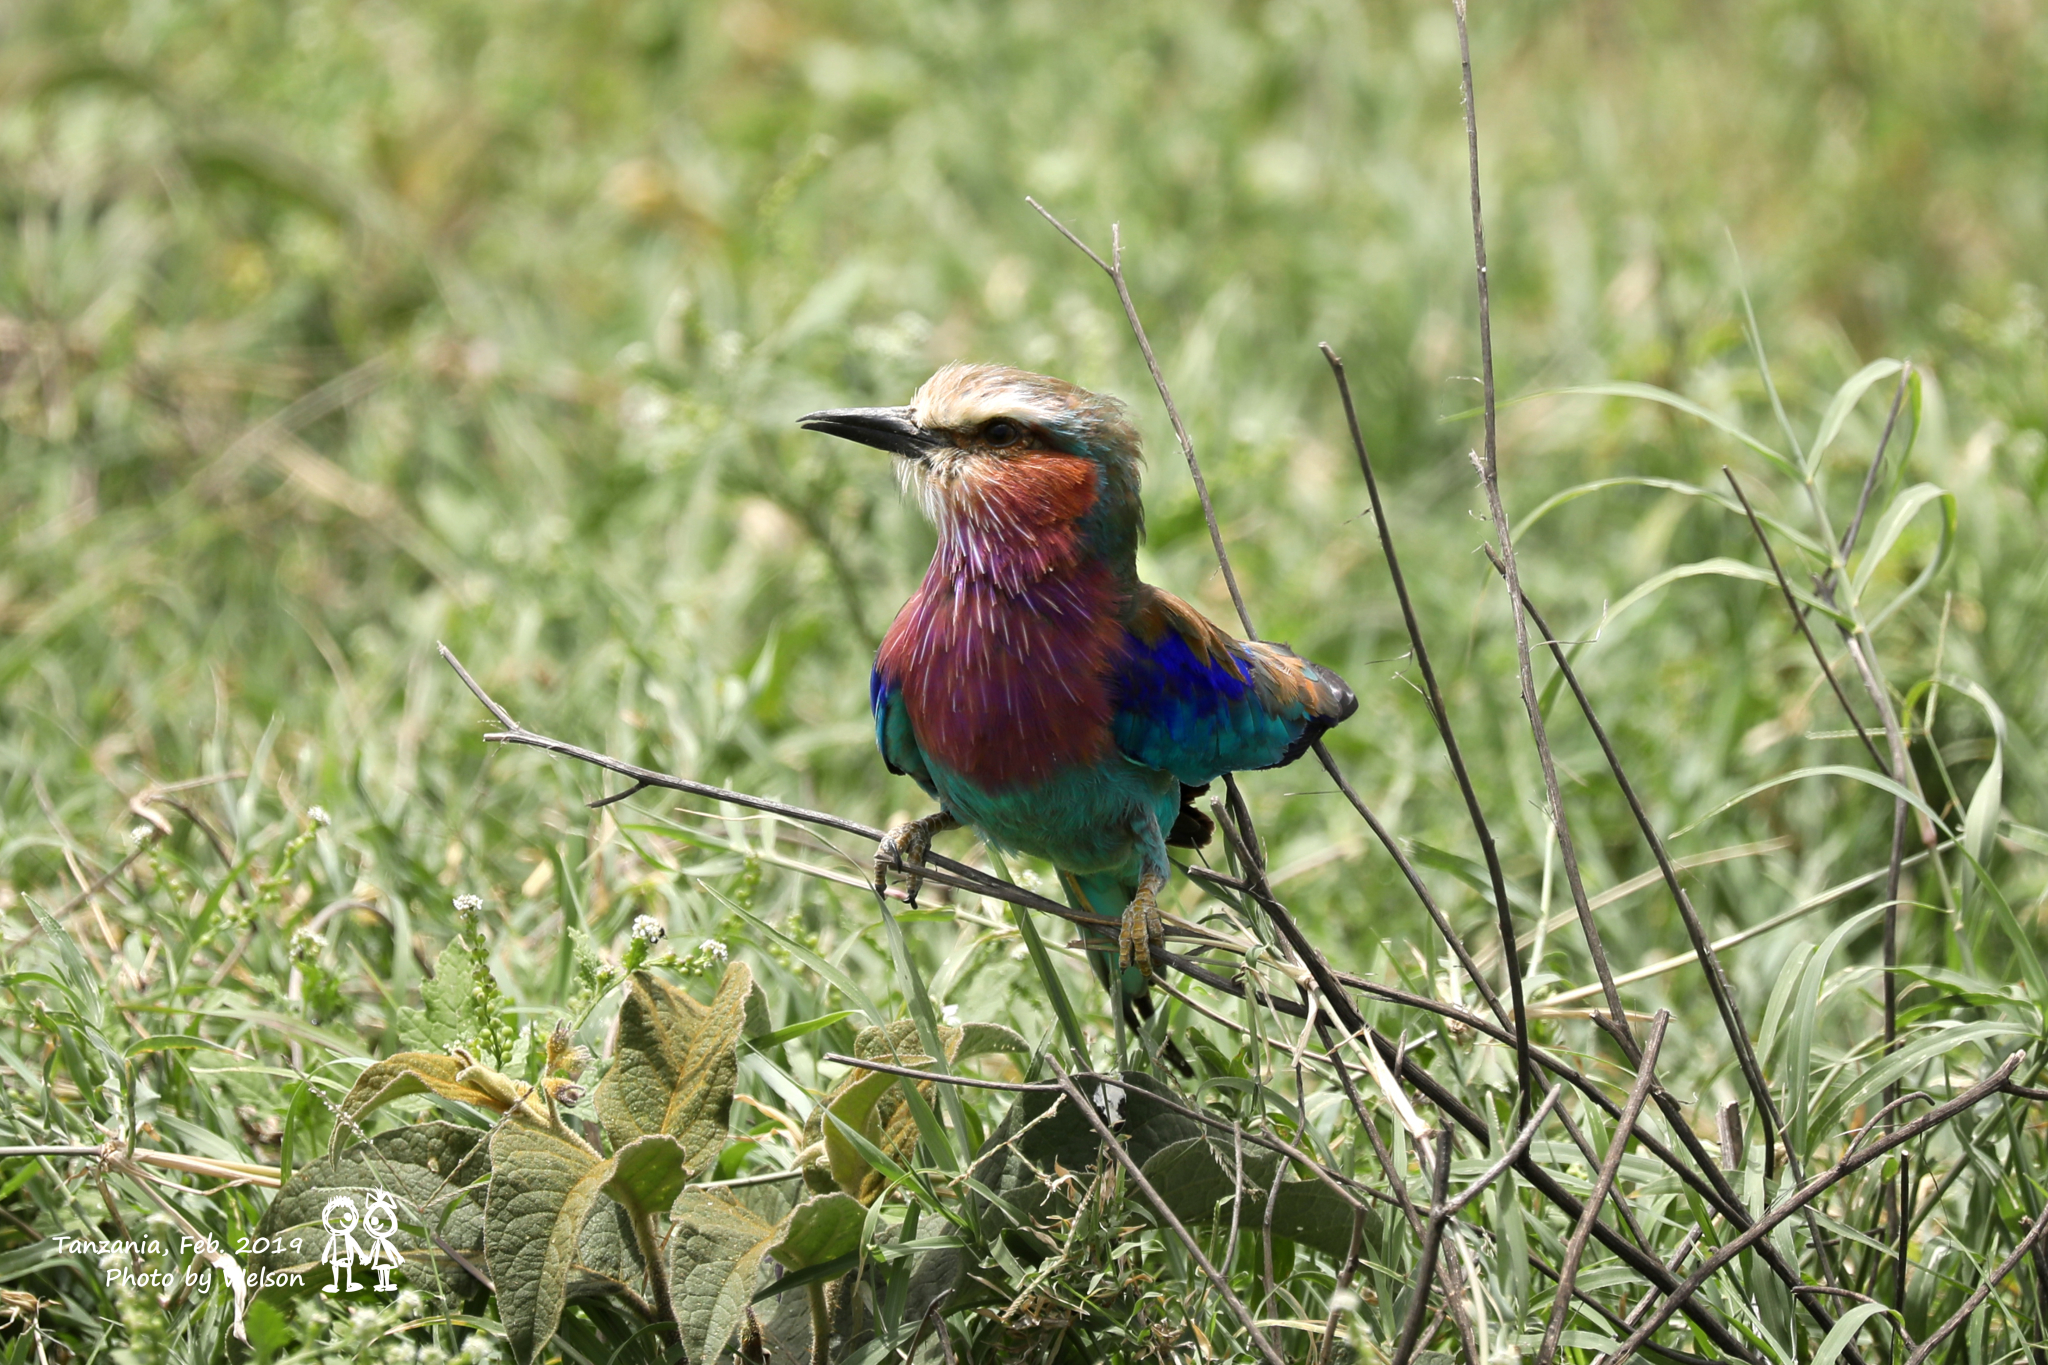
[453,893,483,914]
[129,826,153,846]
[631,915,667,943]
[307,805,332,828]
[291,927,326,951]
[698,938,727,961]
[941,1004,961,1027]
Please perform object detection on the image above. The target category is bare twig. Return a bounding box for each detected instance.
[1318,1209,1367,1365]
[1608,1052,2026,1361]
[1447,2,1629,1067]
[1801,373,1922,1315]
[1826,363,1914,598]
[1902,1212,2048,1365]
[1319,344,1529,1089]
[1395,1090,1563,1365]
[440,649,1761,1359]
[441,642,1108,930]
[1487,550,1881,1352]
[1537,1012,1669,1365]
[1481,547,1783,1165]
[1391,1128,1458,1365]
[1026,200,1255,639]
[1723,470,1885,767]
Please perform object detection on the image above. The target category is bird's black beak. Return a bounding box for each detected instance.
[796,406,939,459]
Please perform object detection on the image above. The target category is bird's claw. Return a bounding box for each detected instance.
[1118,871,1168,985]
[874,811,958,907]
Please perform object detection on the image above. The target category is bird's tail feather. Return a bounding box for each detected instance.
[1059,870,1191,1075]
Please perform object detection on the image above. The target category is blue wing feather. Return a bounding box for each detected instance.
[1112,588,1356,785]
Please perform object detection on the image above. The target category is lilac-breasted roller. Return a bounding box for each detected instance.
[800,364,1356,1029]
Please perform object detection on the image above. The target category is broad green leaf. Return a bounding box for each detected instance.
[484,1102,611,1365]
[818,1059,929,1198]
[668,1189,781,1365]
[1120,1073,1207,1167]
[594,963,749,1174]
[1139,1137,1376,1260]
[824,1109,926,1207]
[855,1019,956,1062]
[332,1053,512,1147]
[603,1134,688,1216]
[253,1121,488,1293]
[768,1191,865,1270]
[396,940,515,1063]
[568,1202,646,1301]
[807,1019,1025,1196]
[1810,358,1905,471]
[954,1022,1029,1060]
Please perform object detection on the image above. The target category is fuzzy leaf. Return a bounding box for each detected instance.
[396,940,514,1062]
[603,1134,688,1216]
[954,1021,1029,1060]
[768,1191,864,1270]
[1140,1137,1375,1260]
[817,1057,931,1197]
[594,963,750,1173]
[254,1121,488,1294]
[333,1053,509,1148]
[1119,1072,1205,1167]
[484,1104,612,1365]
[854,1018,955,1062]
[668,1190,780,1365]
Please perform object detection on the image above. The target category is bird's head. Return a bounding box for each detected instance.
[799,364,1143,555]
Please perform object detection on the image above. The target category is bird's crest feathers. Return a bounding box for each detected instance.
[910,363,1142,467]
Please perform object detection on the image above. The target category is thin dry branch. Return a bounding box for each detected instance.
[1537,1012,1669,1365]
[1487,549,1871,1353]
[1606,1051,2027,1362]
[1722,470,1886,767]
[1318,344,1529,1086]
[1445,1,1629,1067]
[1025,199,1255,641]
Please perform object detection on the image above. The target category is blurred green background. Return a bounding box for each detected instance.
[4,0,2046,1082]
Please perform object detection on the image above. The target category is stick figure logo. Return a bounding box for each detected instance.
[362,1191,405,1292]
[319,1196,362,1294]
[319,1190,405,1295]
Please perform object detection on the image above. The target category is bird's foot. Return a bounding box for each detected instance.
[1117,870,1169,985]
[874,811,960,906]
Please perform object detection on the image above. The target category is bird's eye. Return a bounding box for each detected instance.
[983,420,1023,448]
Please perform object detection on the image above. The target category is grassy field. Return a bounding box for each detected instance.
[3,1,2047,1361]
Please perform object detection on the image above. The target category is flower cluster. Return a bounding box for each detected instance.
[672,937,730,979]
[620,915,667,973]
